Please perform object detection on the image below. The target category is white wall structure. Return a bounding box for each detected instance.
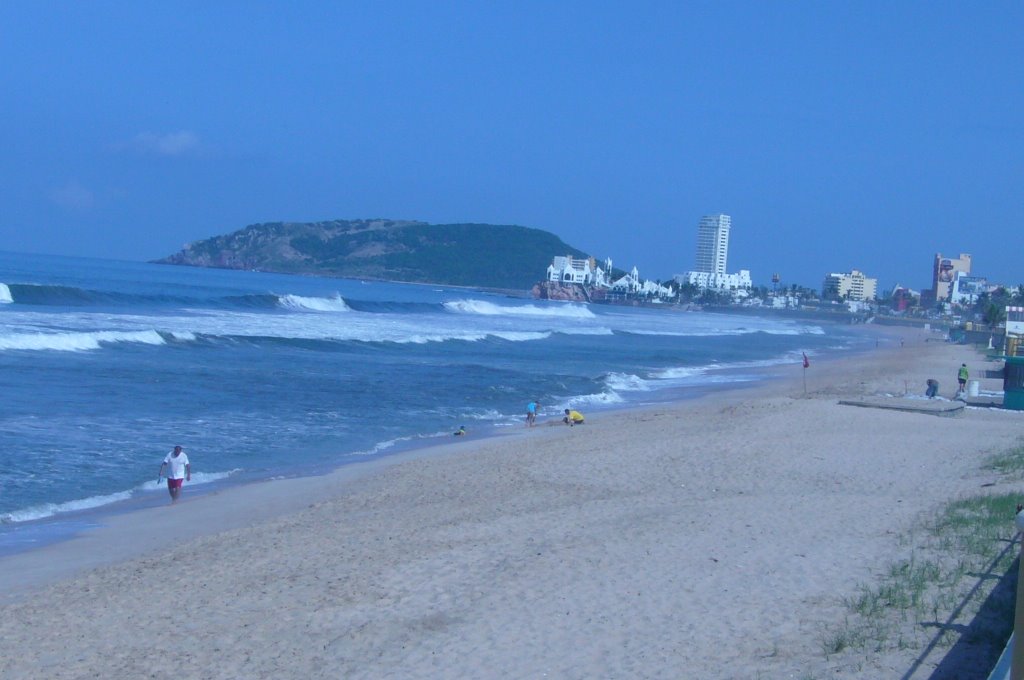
[1007,306,1024,336]
[546,255,673,300]
[674,270,752,291]
[546,255,610,287]
[606,266,674,298]
[611,266,642,293]
[695,214,731,275]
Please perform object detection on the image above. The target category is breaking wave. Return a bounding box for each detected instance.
[277,294,351,312]
[444,299,596,318]
[0,330,168,352]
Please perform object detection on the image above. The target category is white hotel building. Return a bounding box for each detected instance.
[675,213,752,292]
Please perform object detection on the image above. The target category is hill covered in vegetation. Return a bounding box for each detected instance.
[153,219,590,289]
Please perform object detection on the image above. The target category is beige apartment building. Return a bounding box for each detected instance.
[822,269,878,301]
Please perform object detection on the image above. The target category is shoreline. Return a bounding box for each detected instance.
[0,319,879,564]
[0,324,916,589]
[0,358,818,596]
[3,325,1021,678]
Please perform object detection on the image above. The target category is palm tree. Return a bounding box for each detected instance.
[983,303,1006,327]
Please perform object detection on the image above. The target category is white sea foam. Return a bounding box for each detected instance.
[0,490,134,524]
[349,435,416,456]
[0,283,12,304]
[559,327,615,336]
[394,331,550,344]
[566,391,626,407]
[462,408,505,421]
[489,331,551,342]
[278,294,351,312]
[399,333,488,344]
[651,366,707,380]
[148,469,237,489]
[604,372,654,392]
[629,325,824,337]
[0,329,167,352]
[0,469,240,524]
[444,299,596,319]
[652,352,809,381]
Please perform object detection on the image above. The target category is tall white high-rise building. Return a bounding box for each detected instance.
[694,214,731,275]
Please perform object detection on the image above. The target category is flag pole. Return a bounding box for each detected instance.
[802,352,809,395]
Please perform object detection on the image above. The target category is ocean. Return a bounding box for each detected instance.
[0,251,867,552]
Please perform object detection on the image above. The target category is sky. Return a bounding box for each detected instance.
[1,1,1021,292]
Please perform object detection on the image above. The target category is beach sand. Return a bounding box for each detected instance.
[2,327,1022,679]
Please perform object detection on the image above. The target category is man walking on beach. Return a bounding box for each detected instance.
[958,363,969,393]
[157,445,191,504]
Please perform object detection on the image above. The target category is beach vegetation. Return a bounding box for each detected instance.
[821,478,1022,672]
[982,442,1024,476]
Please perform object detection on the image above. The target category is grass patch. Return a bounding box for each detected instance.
[982,443,1024,477]
[821,471,1022,665]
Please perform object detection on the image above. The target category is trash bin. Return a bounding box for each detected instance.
[968,380,980,397]
[1004,357,1024,411]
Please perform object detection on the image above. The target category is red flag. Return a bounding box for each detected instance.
[802,352,810,368]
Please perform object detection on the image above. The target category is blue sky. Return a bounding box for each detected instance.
[2,1,1021,291]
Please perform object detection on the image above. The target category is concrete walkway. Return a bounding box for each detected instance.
[838,396,966,416]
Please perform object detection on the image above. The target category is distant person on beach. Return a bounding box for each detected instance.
[958,364,969,391]
[925,379,939,399]
[454,425,466,436]
[563,409,585,426]
[157,445,190,504]
[526,400,539,427]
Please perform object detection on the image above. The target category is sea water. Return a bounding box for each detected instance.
[0,251,866,551]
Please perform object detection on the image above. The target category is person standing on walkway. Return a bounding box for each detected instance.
[157,445,191,504]
[957,363,969,393]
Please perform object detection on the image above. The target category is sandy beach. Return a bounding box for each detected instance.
[2,327,1022,679]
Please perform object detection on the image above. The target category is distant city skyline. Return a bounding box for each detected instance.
[1,3,1021,292]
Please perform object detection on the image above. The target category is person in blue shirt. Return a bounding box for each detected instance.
[526,400,539,427]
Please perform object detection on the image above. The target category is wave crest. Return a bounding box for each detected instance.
[0,330,167,352]
[277,294,351,312]
[444,299,595,318]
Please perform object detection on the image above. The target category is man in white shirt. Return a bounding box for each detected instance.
[158,445,191,503]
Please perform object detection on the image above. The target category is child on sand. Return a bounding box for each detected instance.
[563,409,585,426]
